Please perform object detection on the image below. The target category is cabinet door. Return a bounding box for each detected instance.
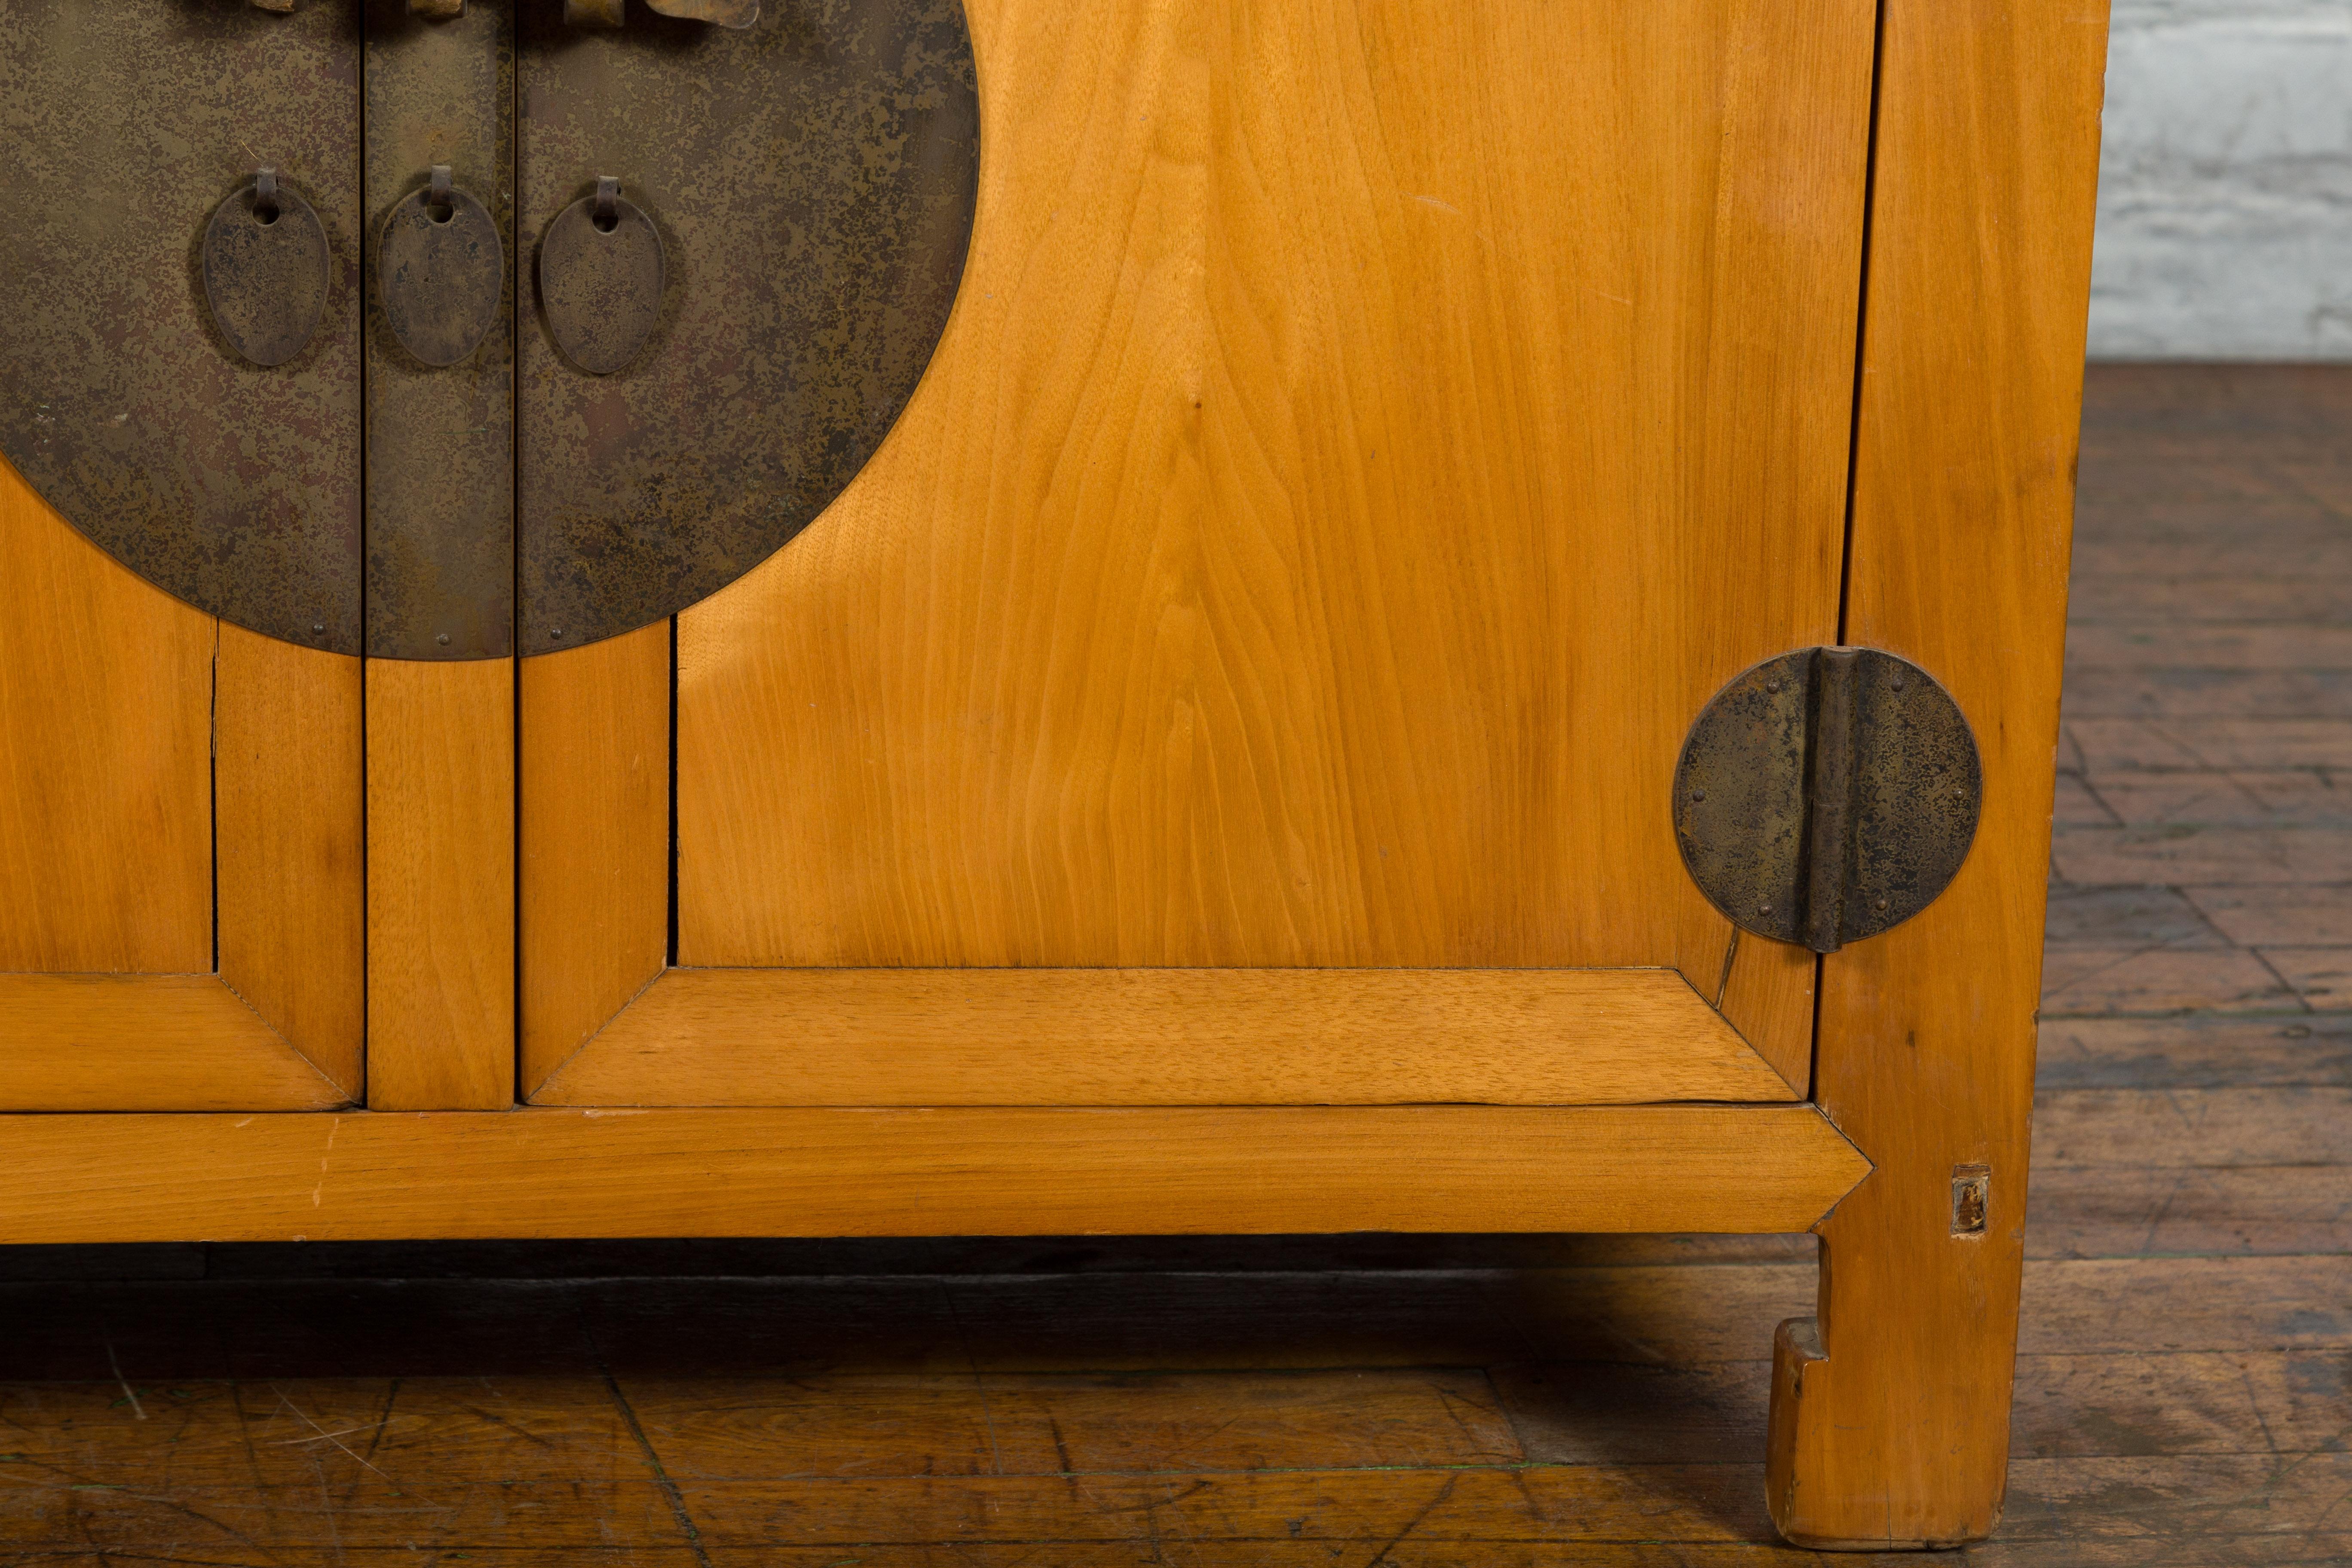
[0,3,364,1109]
[520,0,1878,1106]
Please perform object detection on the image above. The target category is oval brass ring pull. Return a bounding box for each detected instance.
[538,175,666,376]
[202,166,331,368]
[377,163,505,368]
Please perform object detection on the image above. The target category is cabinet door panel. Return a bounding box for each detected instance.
[0,1,365,1110]
[678,0,1872,971]
[524,0,1875,1105]
[0,469,212,975]
[0,463,359,1109]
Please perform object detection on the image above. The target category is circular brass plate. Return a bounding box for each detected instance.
[0,0,976,661]
[514,0,980,652]
[0,0,362,653]
[1674,647,1982,950]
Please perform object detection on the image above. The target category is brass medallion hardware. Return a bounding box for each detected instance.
[1,0,972,661]
[377,165,506,369]
[0,0,362,652]
[363,4,516,661]
[1673,647,1981,953]
[514,0,978,650]
[202,168,332,368]
[538,177,666,376]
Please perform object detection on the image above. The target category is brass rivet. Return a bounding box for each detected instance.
[1876,897,1890,911]
[1765,679,1781,693]
[436,632,451,646]
[1757,901,1772,916]
[310,622,325,634]
[1691,789,1706,802]
[551,628,566,639]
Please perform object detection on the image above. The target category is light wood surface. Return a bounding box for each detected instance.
[365,657,515,1110]
[0,370,2324,1568]
[1715,932,1816,1096]
[0,1104,1868,1241]
[673,0,1872,1011]
[216,625,365,1099]
[521,623,669,1096]
[0,975,345,1111]
[0,454,211,974]
[533,966,1801,1106]
[1766,0,2111,1547]
[0,458,363,1110]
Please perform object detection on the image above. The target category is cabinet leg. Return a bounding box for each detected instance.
[1765,1096,2027,1548]
[1763,0,2108,1536]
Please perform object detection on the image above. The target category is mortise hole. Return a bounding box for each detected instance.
[1951,1164,1991,1237]
[592,210,619,234]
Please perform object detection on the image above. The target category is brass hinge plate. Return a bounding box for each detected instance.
[1674,647,1982,953]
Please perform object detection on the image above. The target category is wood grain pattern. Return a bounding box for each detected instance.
[532,966,1801,1106]
[216,625,364,1099]
[0,976,344,1111]
[0,1104,1868,1242]
[674,0,1872,1008]
[521,623,668,1097]
[366,657,514,1110]
[0,453,211,974]
[0,369,2329,1568]
[1766,0,2112,1547]
[1715,933,1816,1096]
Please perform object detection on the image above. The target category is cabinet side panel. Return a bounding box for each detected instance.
[217,627,364,1099]
[0,457,212,974]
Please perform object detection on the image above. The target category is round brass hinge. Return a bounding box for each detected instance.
[1674,646,1982,953]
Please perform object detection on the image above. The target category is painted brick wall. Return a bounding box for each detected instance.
[2091,0,2352,358]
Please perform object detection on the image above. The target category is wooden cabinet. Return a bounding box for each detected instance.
[0,0,2110,1548]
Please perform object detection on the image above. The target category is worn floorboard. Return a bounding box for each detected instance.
[1,365,2346,1562]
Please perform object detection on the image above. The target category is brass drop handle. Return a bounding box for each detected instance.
[202,166,331,368]
[538,176,667,376]
[377,164,505,368]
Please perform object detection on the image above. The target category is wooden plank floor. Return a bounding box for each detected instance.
[1,364,2346,1564]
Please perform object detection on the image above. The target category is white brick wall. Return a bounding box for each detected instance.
[2091,0,2352,359]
